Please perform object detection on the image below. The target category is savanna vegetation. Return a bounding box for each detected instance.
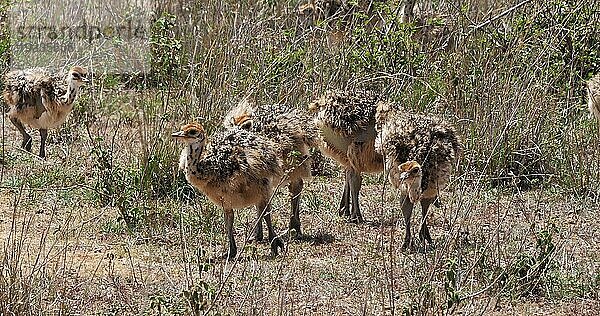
[1,0,599,314]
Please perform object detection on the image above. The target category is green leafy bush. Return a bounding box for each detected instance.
[150,12,183,88]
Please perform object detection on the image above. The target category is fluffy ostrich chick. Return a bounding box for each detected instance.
[375,101,462,250]
[3,66,88,158]
[173,123,285,259]
[309,90,384,222]
[224,100,319,236]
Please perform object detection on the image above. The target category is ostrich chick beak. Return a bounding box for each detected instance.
[172,131,185,138]
[400,171,410,180]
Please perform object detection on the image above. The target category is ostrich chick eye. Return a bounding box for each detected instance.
[411,167,420,173]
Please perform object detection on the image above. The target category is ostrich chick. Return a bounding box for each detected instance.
[3,66,88,158]
[587,73,600,122]
[397,160,423,204]
[224,100,319,236]
[375,101,462,250]
[309,90,384,222]
[173,123,285,259]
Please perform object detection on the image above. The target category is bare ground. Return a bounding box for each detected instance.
[1,0,599,313]
[1,123,599,315]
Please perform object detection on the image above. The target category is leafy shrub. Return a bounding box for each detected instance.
[150,12,183,88]
[90,131,189,231]
[347,3,424,77]
[499,224,557,296]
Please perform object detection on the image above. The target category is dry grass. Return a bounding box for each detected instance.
[1,0,600,314]
[1,114,599,314]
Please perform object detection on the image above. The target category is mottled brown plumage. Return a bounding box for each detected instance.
[309,90,384,222]
[3,66,88,157]
[224,100,318,236]
[587,73,600,122]
[375,101,462,250]
[173,123,285,259]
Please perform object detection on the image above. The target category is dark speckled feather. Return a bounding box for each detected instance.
[224,101,319,173]
[3,69,66,110]
[375,102,462,193]
[309,90,382,137]
[190,128,283,183]
[225,102,318,151]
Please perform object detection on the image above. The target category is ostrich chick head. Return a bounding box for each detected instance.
[233,113,253,130]
[68,66,89,87]
[399,160,422,204]
[172,123,207,145]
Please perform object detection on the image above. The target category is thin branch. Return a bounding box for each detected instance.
[471,0,533,30]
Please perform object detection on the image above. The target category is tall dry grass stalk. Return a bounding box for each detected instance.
[1,0,599,314]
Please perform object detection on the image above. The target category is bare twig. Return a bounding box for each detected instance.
[471,0,533,30]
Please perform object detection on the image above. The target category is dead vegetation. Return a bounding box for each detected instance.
[1,0,600,314]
